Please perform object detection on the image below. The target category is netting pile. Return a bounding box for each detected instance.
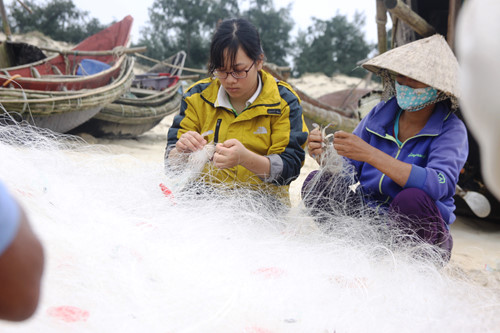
[0,123,498,332]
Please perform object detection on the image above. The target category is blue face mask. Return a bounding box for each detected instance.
[395,81,438,112]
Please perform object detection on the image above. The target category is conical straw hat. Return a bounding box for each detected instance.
[362,35,460,99]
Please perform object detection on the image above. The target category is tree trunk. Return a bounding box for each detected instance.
[384,0,436,37]
[376,0,388,55]
[447,0,462,51]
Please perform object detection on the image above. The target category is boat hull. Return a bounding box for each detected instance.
[0,16,133,91]
[0,57,135,133]
[71,84,182,138]
[72,51,186,138]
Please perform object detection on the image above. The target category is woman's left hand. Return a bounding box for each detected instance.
[213,139,248,169]
[333,130,376,163]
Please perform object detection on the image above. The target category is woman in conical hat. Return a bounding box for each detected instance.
[302,35,468,262]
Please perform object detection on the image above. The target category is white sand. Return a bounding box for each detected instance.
[288,72,381,98]
[0,31,73,50]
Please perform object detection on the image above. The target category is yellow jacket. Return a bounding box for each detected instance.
[166,70,309,201]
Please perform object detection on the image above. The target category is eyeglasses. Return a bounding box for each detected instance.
[213,61,255,79]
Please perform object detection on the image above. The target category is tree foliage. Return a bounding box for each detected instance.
[3,0,375,79]
[293,12,375,78]
[6,0,106,44]
[137,0,241,69]
[242,0,294,66]
[137,0,293,69]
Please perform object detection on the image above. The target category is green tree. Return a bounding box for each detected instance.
[137,0,240,69]
[243,0,294,66]
[293,12,375,78]
[137,0,294,69]
[6,0,106,44]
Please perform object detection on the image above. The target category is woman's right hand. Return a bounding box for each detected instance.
[307,127,323,158]
[175,131,207,153]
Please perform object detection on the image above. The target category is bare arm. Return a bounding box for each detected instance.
[0,207,44,321]
[334,130,412,187]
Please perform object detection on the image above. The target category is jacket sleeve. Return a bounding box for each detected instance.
[165,89,203,157]
[404,116,468,201]
[350,101,386,175]
[267,86,309,185]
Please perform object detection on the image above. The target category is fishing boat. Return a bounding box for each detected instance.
[0,56,135,133]
[263,64,360,133]
[71,51,187,138]
[0,15,134,91]
[0,15,137,133]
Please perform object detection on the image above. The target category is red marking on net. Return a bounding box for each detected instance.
[15,188,33,198]
[47,305,89,322]
[159,183,176,202]
[253,267,285,279]
[244,327,274,333]
[136,221,154,228]
[329,275,369,289]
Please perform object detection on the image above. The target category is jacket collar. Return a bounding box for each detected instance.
[367,97,452,136]
[201,70,281,110]
[215,72,263,110]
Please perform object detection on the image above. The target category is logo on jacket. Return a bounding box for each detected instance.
[408,153,426,159]
[438,172,446,184]
[253,126,268,134]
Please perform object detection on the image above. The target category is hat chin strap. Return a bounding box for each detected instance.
[379,70,396,102]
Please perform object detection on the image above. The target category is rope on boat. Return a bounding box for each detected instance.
[2,74,21,87]
[134,52,207,75]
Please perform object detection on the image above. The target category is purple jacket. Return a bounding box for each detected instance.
[350,97,468,224]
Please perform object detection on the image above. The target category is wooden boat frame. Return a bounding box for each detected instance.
[0,15,133,91]
[0,57,135,133]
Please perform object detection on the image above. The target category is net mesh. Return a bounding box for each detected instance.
[0,122,498,332]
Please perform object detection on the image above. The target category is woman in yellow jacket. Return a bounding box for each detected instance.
[165,18,308,203]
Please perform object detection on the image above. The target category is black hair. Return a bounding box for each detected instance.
[208,18,264,75]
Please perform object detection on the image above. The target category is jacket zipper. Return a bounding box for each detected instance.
[366,129,438,208]
[214,119,222,144]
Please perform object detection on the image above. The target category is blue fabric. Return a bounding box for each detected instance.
[350,97,468,224]
[405,165,427,189]
[0,182,20,255]
[393,108,403,146]
[395,82,438,111]
[76,59,111,76]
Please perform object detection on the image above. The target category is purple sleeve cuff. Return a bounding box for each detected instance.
[0,183,20,255]
[405,165,427,189]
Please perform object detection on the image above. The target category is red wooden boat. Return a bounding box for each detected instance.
[0,15,133,91]
[71,51,186,138]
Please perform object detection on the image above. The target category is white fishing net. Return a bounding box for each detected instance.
[0,122,498,332]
